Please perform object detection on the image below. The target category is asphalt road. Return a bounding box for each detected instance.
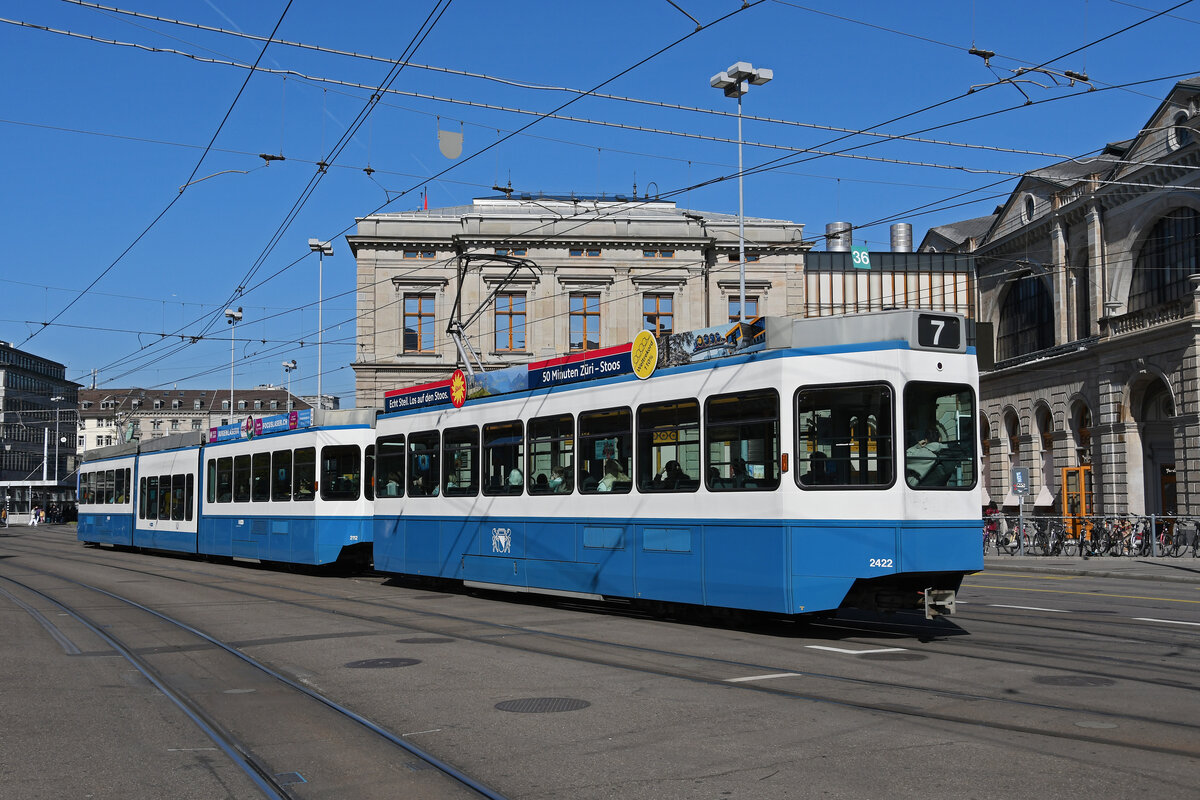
[1,525,1196,799]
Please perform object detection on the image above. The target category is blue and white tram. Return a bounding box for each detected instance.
[132,432,203,552]
[371,309,982,618]
[77,443,138,546]
[198,409,376,566]
[79,409,377,568]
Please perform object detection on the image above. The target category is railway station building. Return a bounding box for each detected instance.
[919,76,1200,523]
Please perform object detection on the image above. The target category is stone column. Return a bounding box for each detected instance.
[1051,219,1070,345]
[1086,202,1106,336]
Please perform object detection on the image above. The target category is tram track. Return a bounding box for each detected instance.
[0,563,508,800]
[4,532,1199,766]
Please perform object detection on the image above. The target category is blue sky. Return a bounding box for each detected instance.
[3,0,1198,404]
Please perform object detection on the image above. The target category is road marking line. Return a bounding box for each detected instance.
[980,572,1079,580]
[805,645,907,655]
[961,584,1200,604]
[1132,617,1200,627]
[725,672,803,683]
[989,604,1070,613]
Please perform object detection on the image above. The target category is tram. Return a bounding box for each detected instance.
[78,409,376,567]
[372,310,981,618]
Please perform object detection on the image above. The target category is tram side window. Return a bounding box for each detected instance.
[408,431,440,497]
[375,435,405,497]
[116,468,128,504]
[139,477,148,518]
[705,389,780,491]
[636,399,700,493]
[250,452,270,502]
[443,426,479,497]
[796,383,894,489]
[158,475,172,519]
[233,455,251,502]
[528,415,573,496]
[171,475,186,521]
[293,447,316,500]
[483,421,524,496]
[102,469,115,504]
[903,382,976,489]
[321,445,361,501]
[185,474,194,521]
[579,407,632,495]
[365,445,375,501]
[146,476,159,519]
[218,457,234,503]
[84,471,96,505]
[272,450,292,501]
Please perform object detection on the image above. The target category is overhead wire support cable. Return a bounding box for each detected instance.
[15,19,1200,185]
[38,3,1095,161]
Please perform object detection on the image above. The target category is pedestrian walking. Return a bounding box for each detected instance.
[29,505,40,526]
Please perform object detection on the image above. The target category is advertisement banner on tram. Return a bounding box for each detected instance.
[657,318,765,368]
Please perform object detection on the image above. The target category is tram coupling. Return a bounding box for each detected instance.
[923,588,957,619]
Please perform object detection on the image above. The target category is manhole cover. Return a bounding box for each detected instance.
[344,657,421,669]
[395,637,455,644]
[1033,675,1115,687]
[860,652,928,662]
[495,697,591,713]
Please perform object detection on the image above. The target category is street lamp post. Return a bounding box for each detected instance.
[308,238,333,410]
[225,307,243,417]
[50,396,64,485]
[282,360,297,411]
[710,61,772,323]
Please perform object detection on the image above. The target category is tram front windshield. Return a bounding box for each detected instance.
[903,382,976,489]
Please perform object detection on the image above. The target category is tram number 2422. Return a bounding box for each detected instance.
[869,558,895,569]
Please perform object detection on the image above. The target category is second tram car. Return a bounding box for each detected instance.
[79,409,376,567]
[372,310,981,618]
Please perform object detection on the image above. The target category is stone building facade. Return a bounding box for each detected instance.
[347,198,810,409]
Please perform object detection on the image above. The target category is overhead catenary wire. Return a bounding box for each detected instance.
[16,0,297,348]
[62,2,767,388]
[25,3,1190,391]
[37,2,1108,161]
[8,17,1200,189]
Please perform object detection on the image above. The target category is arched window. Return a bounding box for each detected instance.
[1129,208,1199,312]
[997,275,1054,360]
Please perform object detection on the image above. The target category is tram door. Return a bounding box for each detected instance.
[1062,466,1093,539]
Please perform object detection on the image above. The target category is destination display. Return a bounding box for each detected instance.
[209,408,312,443]
[527,343,634,390]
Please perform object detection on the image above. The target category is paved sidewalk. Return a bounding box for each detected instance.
[982,552,1200,584]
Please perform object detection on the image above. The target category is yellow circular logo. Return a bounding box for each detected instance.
[630,330,658,380]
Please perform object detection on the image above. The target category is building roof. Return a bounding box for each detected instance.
[77,387,310,420]
[919,213,998,251]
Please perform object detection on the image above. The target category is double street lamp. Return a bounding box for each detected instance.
[710,61,773,323]
[308,238,333,410]
[282,360,298,411]
[225,307,243,416]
